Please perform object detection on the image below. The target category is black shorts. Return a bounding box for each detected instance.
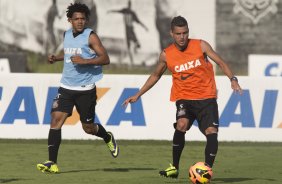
[51,87,97,124]
[175,98,219,133]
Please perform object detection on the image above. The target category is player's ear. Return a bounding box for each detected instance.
[68,18,71,23]
[170,30,173,38]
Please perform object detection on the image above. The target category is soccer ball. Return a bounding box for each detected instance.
[189,162,213,184]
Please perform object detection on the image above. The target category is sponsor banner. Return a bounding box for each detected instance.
[248,54,282,77]
[0,74,281,141]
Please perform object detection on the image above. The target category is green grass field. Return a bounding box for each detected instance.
[1,139,281,184]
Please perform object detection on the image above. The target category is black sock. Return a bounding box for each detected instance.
[48,129,61,163]
[95,124,111,143]
[172,129,185,170]
[205,133,218,167]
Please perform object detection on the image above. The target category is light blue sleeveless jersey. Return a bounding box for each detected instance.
[61,28,103,87]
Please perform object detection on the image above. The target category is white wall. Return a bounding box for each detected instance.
[0,0,215,61]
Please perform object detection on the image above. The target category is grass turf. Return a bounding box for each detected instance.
[0,139,281,184]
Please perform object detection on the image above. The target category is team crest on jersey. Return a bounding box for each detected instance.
[233,0,278,24]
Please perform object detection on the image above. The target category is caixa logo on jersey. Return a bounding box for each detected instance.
[0,86,281,128]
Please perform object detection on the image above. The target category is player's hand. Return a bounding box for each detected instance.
[48,55,56,64]
[231,81,243,95]
[122,95,139,107]
[70,55,86,64]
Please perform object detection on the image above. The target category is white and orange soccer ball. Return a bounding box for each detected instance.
[189,162,213,184]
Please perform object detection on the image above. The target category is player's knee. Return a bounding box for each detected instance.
[50,118,63,129]
[176,120,188,132]
[82,123,98,135]
[205,127,218,135]
[50,112,68,128]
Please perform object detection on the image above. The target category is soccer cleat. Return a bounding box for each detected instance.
[106,132,119,158]
[159,164,179,178]
[37,160,59,173]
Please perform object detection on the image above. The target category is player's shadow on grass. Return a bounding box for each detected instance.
[212,177,277,183]
[103,167,157,172]
[60,167,157,174]
[0,179,22,183]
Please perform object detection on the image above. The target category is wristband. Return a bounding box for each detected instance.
[230,76,238,82]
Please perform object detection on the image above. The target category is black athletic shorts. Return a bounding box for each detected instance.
[175,98,219,134]
[51,87,97,124]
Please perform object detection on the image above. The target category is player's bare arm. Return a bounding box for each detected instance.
[48,54,64,64]
[70,33,110,65]
[122,51,167,106]
[201,40,243,94]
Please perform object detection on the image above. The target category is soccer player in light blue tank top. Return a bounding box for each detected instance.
[37,3,119,174]
[61,27,103,88]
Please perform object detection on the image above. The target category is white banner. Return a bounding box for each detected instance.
[248,54,282,77]
[0,74,281,141]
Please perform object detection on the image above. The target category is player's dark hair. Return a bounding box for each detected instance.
[171,16,188,30]
[66,3,90,19]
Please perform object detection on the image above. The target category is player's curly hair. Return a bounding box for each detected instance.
[66,3,90,19]
[171,16,188,30]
